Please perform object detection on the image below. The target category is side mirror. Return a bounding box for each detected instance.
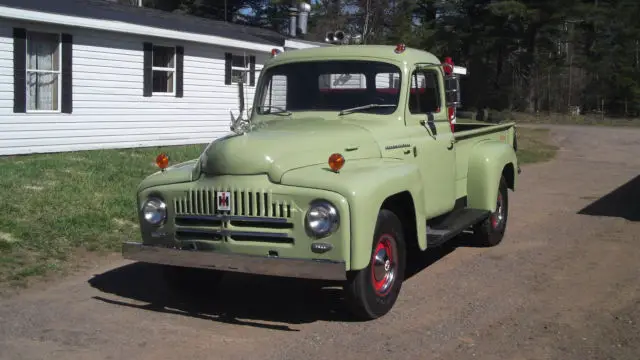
[444,75,461,108]
[230,80,249,133]
[238,80,245,116]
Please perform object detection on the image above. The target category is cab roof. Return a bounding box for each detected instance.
[265,44,443,68]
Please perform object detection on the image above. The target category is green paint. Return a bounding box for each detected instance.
[133,45,519,273]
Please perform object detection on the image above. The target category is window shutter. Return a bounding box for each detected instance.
[175,45,184,97]
[143,42,152,97]
[61,33,73,113]
[249,55,256,86]
[224,52,232,85]
[13,28,26,113]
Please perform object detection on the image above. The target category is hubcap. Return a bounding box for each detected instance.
[491,192,504,229]
[371,235,397,296]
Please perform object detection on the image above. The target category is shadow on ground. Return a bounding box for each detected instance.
[578,174,640,221]
[88,234,480,330]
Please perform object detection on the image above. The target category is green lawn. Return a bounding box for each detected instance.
[0,144,206,287]
[515,127,559,164]
[0,126,559,288]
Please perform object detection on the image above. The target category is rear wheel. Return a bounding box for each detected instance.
[472,176,509,247]
[344,209,406,320]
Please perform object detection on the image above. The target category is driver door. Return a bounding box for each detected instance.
[404,66,457,218]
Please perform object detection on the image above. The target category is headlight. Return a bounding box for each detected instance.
[305,200,339,238]
[142,197,167,225]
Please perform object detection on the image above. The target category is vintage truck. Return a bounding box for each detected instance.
[122,44,520,320]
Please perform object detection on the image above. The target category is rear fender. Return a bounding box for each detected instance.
[466,141,518,212]
[280,159,427,271]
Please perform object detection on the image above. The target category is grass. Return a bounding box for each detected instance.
[0,144,207,287]
[515,127,559,164]
[456,117,559,164]
[0,125,559,288]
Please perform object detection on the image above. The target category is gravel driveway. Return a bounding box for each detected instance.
[1,124,639,360]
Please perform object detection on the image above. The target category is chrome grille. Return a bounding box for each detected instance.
[174,188,293,218]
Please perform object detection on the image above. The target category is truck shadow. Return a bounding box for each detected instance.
[577,174,640,222]
[88,234,474,330]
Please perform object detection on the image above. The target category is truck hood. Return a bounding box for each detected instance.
[200,117,381,183]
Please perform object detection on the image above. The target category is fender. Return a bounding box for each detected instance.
[280,158,427,271]
[466,140,518,212]
[137,158,201,193]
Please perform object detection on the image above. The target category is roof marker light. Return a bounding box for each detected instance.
[394,43,406,54]
[271,48,281,57]
[443,56,454,75]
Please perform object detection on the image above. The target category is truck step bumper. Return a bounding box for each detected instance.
[122,242,347,281]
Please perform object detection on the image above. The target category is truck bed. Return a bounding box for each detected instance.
[453,121,515,137]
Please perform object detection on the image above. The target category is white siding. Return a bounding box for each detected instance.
[0,20,271,155]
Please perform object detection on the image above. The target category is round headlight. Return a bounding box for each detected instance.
[142,197,167,225]
[305,200,339,238]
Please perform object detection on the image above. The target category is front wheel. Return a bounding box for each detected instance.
[472,176,509,247]
[343,209,406,320]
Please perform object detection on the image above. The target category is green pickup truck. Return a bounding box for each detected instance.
[122,44,520,320]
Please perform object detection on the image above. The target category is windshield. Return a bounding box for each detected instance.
[254,60,402,116]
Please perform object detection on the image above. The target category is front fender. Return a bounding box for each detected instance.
[467,140,518,212]
[280,158,426,271]
[137,158,201,193]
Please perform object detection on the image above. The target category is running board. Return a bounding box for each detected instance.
[426,208,491,247]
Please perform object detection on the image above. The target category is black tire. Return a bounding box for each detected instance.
[344,209,406,320]
[472,176,509,247]
[162,265,225,295]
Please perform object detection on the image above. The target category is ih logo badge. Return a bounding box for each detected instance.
[217,191,231,211]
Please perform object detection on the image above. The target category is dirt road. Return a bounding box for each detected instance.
[1,124,639,360]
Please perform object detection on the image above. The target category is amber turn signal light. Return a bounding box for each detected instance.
[328,153,345,172]
[156,153,169,170]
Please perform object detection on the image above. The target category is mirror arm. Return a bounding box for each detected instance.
[420,113,437,139]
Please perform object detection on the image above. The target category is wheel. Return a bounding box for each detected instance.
[161,265,224,295]
[472,176,509,247]
[344,209,406,320]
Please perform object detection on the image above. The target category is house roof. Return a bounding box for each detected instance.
[0,0,318,53]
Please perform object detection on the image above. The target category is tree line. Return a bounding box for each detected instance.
[121,0,640,118]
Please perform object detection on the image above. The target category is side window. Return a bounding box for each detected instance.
[259,74,288,113]
[408,69,441,114]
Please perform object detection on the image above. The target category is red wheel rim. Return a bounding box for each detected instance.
[491,192,504,229]
[370,234,397,297]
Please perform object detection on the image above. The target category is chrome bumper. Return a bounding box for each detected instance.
[121,242,347,281]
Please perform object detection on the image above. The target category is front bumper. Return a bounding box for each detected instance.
[122,241,347,281]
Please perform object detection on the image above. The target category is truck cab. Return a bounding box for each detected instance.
[122,44,519,320]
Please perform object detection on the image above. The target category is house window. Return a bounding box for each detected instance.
[26,31,61,112]
[143,42,183,97]
[231,55,250,83]
[225,52,256,86]
[152,45,176,94]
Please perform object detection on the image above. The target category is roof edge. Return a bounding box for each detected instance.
[0,5,283,53]
[284,38,331,49]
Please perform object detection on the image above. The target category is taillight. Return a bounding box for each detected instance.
[448,107,456,133]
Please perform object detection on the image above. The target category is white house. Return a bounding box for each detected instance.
[0,0,325,156]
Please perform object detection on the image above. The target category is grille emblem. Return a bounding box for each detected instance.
[217,191,231,211]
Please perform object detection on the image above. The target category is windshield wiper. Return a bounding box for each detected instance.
[255,105,292,116]
[338,104,396,115]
